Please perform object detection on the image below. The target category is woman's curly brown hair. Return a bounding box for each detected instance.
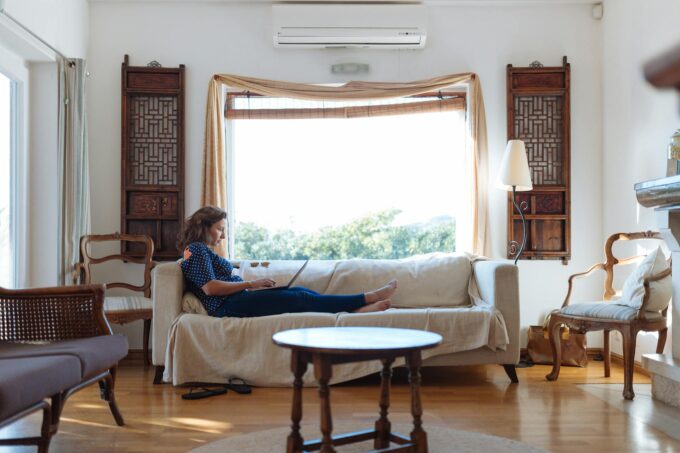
[177,206,227,251]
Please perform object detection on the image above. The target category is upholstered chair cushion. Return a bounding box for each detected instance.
[561,301,664,321]
[620,247,671,312]
[104,296,153,312]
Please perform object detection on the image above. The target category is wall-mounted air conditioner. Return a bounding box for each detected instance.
[272,4,427,50]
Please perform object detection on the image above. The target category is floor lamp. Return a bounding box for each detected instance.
[498,140,533,265]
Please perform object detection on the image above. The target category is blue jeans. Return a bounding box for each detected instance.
[214,286,366,318]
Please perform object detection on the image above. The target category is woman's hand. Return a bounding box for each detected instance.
[249,278,276,289]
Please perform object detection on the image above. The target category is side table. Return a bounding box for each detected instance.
[273,326,442,453]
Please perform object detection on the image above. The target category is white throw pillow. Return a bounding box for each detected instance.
[182,292,208,316]
[620,246,672,312]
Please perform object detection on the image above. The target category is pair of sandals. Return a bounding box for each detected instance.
[181,377,252,400]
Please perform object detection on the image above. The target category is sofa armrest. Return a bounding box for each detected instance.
[473,260,520,358]
[151,262,185,366]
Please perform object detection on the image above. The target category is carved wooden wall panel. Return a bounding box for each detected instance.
[121,55,185,260]
[507,57,571,263]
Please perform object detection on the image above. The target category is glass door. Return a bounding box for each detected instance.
[0,71,15,288]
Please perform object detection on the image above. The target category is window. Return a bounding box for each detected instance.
[228,94,466,260]
[0,71,15,287]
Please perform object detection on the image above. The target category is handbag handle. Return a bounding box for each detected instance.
[542,309,570,341]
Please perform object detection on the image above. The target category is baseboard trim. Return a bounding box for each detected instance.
[519,347,650,377]
[125,349,149,360]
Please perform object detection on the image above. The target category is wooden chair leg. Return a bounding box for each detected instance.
[143,319,151,367]
[99,367,125,426]
[621,327,638,400]
[546,317,563,381]
[657,328,668,354]
[603,329,611,378]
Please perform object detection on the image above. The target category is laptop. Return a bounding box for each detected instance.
[249,260,310,291]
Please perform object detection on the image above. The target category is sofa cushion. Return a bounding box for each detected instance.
[327,253,472,308]
[182,292,208,315]
[0,335,128,378]
[0,355,82,420]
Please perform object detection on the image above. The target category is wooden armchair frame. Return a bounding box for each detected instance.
[546,231,670,400]
[77,233,155,365]
[0,284,124,452]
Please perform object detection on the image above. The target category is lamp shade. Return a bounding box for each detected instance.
[497,140,533,191]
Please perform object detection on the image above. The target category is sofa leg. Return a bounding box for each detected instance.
[99,367,125,426]
[50,393,65,430]
[502,364,519,383]
[37,402,53,453]
[153,366,165,385]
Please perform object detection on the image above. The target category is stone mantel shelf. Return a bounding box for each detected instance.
[635,175,680,208]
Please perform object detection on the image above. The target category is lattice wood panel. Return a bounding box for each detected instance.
[514,95,564,185]
[507,57,571,263]
[129,96,178,185]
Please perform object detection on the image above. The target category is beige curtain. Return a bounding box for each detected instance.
[57,58,91,284]
[203,73,490,257]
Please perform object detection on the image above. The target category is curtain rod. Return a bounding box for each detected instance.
[0,8,73,64]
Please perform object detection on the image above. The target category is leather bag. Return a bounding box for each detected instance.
[527,316,587,367]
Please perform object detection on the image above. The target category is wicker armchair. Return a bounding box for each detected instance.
[0,284,128,452]
[545,232,671,400]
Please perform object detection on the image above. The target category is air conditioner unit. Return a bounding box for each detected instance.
[272,4,427,50]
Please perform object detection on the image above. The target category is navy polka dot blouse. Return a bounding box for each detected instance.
[181,242,243,315]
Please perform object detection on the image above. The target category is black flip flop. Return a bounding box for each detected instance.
[226,377,252,394]
[181,386,228,400]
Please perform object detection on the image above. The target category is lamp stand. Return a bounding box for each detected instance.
[510,185,528,265]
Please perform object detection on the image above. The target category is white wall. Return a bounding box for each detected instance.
[602,0,680,360]
[3,0,88,58]
[87,2,604,349]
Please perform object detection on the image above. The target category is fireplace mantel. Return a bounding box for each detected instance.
[635,40,680,408]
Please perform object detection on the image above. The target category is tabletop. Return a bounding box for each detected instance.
[272,327,442,355]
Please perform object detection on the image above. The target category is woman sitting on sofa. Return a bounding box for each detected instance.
[179,206,397,318]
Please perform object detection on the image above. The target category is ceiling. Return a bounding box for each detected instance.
[87,0,599,5]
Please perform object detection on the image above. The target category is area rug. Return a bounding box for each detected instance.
[189,423,547,452]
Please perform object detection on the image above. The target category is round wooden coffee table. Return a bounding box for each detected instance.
[273,326,442,453]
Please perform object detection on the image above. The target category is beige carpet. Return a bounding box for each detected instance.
[189,423,547,452]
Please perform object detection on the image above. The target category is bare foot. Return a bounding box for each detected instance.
[354,299,391,313]
[365,280,398,303]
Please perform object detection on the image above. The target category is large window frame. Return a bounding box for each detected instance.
[0,50,28,289]
[224,90,467,260]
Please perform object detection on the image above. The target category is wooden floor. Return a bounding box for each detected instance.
[2,357,679,452]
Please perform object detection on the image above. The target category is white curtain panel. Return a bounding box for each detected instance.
[57,58,91,285]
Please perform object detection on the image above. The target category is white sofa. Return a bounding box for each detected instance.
[151,253,520,386]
